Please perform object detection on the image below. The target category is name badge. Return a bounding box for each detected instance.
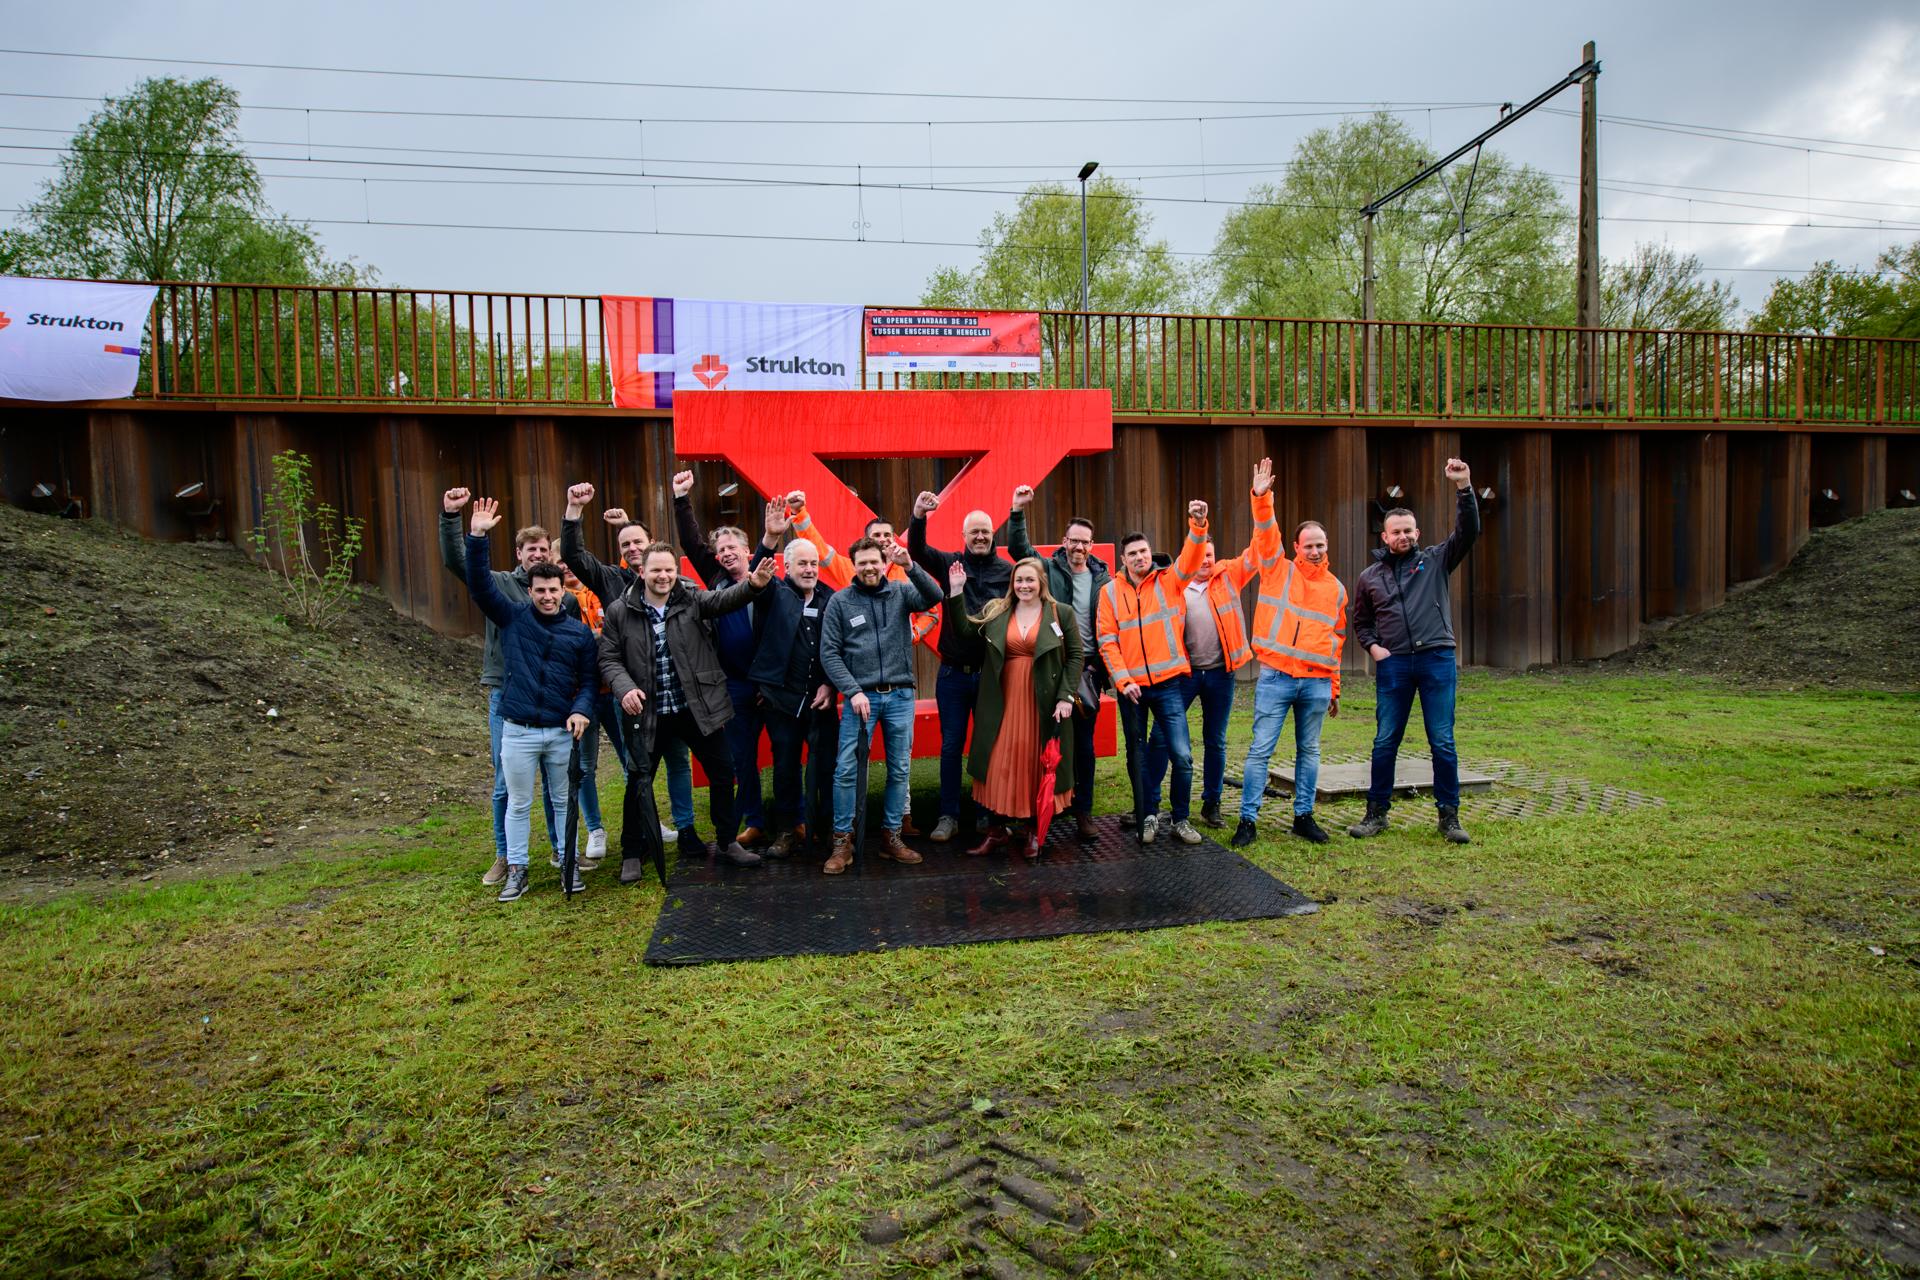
[1051,620,1064,638]
[803,607,819,618]
[850,614,867,628]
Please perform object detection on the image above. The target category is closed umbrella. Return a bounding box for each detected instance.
[1028,735,1062,856]
[849,710,872,873]
[561,740,583,898]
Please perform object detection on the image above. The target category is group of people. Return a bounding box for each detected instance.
[438,453,1481,902]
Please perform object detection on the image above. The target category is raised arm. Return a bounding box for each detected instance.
[438,487,471,579]
[1167,501,1211,591]
[786,494,853,591]
[461,500,515,629]
[899,547,943,611]
[1438,459,1480,573]
[1006,485,1038,561]
[696,557,775,618]
[671,470,726,587]
[907,489,954,578]
[1250,458,1282,572]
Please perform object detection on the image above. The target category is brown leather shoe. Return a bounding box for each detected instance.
[1075,812,1098,842]
[879,829,922,864]
[966,825,1012,856]
[767,823,806,858]
[824,832,855,875]
[900,814,923,838]
[737,825,766,848]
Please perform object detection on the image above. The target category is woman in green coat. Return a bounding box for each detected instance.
[945,557,1084,858]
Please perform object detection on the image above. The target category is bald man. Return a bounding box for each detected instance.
[909,487,1017,842]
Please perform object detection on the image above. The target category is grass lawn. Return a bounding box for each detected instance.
[2,670,1916,1279]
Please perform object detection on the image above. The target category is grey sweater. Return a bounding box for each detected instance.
[820,565,943,695]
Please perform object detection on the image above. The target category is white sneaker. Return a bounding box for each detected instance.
[1140,814,1159,844]
[659,821,678,839]
[583,828,607,867]
[1172,819,1203,845]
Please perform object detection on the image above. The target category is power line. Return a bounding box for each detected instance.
[0,48,1501,109]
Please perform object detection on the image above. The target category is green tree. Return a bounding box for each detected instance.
[1209,113,1572,324]
[1749,257,1899,336]
[923,176,1189,312]
[1601,242,1738,331]
[8,76,353,284]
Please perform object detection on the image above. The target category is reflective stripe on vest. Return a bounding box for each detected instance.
[1256,564,1345,663]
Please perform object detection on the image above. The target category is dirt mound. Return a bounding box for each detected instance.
[0,503,489,885]
[1617,506,1920,688]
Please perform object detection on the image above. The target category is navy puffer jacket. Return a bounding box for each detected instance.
[465,533,597,726]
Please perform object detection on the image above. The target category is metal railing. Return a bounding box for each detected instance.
[123,281,1920,425]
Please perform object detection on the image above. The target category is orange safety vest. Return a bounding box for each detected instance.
[1096,515,1209,693]
[1188,539,1258,673]
[1248,489,1347,697]
[789,504,939,649]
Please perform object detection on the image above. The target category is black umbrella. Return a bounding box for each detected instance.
[804,703,836,855]
[562,739,583,898]
[849,707,872,874]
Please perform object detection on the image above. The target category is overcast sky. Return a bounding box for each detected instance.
[3,0,1916,316]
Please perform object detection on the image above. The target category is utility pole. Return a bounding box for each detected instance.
[1357,44,1601,411]
[1576,39,1603,407]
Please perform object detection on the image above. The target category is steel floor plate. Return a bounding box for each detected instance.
[643,814,1317,966]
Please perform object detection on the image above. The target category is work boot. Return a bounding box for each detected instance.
[767,824,805,858]
[1437,808,1471,844]
[619,857,648,885]
[1139,814,1159,844]
[1171,819,1203,845]
[1200,801,1224,829]
[1230,818,1257,849]
[824,832,855,875]
[880,829,922,864]
[929,816,959,843]
[1347,804,1390,838]
[737,826,766,849]
[719,841,762,867]
[1075,812,1097,842]
[482,855,509,886]
[496,866,530,903]
[1292,813,1332,845]
[677,826,706,858]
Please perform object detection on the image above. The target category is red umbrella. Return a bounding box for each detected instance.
[1028,735,1063,857]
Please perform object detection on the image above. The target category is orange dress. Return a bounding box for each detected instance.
[973,616,1068,820]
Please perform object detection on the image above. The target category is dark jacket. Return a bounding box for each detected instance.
[1007,509,1112,690]
[441,509,579,686]
[1352,487,1481,656]
[948,598,1084,798]
[908,512,1011,668]
[598,574,765,756]
[674,494,773,683]
[821,565,943,695]
[750,575,837,718]
[463,534,596,727]
[559,516,635,608]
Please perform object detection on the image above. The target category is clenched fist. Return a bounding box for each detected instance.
[671,469,695,499]
[442,487,471,513]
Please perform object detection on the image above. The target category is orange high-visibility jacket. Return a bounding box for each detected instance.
[788,504,940,650]
[1096,514,1210,694]
[1189,524,1259,673]
[1249,489,1347,697]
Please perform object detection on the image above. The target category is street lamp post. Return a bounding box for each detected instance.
[1077,161,1098,312]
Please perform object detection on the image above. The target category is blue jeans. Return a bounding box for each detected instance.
[499,722,575,868]
[724,678,767,832]
[1148,667,1236,813]
[1119,681,1192,821]
[489,687,558,859]
[1238,667,1334,821]
[1369,648,1460,811]
[935,664,980,822]
[833,687,917,835]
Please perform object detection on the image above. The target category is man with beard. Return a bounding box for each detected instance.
[748,537,838,858]
[559,484,699,856]
[672,470,778,849]
[1231,457,1348,849]
[819,538,944,874]
[460,498,596,903]
[599,542,776,881]
[1348,458,1480,845]
[1008,496,1110,840]
[441,487,579,886]
[908,490,1016,844]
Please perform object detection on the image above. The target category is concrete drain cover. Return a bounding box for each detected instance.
[1246,753,1664,822]
[863,1097,1092,1277]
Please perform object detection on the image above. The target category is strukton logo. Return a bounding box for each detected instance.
[0,311,10,332]
[691,353,730,389]
[22,312,126,331]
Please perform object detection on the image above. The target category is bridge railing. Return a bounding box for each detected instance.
[125,281,1919,424]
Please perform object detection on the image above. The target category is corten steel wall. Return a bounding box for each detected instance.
[3,402,1919,675]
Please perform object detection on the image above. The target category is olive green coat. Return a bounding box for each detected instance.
[948,596,1085,796]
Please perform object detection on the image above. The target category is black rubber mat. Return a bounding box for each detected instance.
[643,814,1317,965]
